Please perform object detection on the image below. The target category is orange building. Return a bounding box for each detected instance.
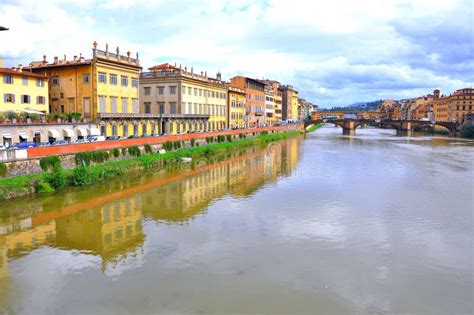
[230,76,266,127]
[433,88,473,123]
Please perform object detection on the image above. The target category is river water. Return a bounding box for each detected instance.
[0,126,472,314]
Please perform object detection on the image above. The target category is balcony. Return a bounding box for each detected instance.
[97,112,210,120]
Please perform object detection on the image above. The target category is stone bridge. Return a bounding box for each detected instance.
[304,119,462,136]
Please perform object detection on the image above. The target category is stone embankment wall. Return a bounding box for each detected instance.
[1,126,299,178]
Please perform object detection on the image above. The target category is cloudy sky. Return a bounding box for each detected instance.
[0,0,472,107]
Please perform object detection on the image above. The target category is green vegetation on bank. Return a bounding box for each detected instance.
[460,122,474,139]
[0,130,301,200]
[306,123,324,133]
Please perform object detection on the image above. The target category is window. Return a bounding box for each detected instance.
[188,87,192,95]
[157,86,165,95]
[21,95,30,104]
[133,99,138,113]
[98,72,107,83]
[22,76,28,86]
[158,102,165,113]
[3,94,15,103]
[121,76,128,87]
[145,102,151,113]
[131,78,138,88]
[169,86,177,94]
[122,98,128,113]
[144,86,151,95]
[170,102,177,114]
[123,125,128,137]
[83,74,90,84]
[112,125,117,136]
[199,89,203,96]
[182,86,186,94]
[3,75,13,84]
[60,92,64,99]
[37,96,46,104]
[110,74,117,85]
[51,76,59,86]
[194,88,197,96]
[60,105,65,113]
[36,78,45,87]
[111,97,117,113]
[99,96,106,112]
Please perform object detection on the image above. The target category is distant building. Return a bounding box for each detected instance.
[264,86,275,126]
[227,85,246,129]
[280,85,298,121]
[230,76,266,127]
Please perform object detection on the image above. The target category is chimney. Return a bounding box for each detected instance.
[0,57,3,68]
[43,55,47,64]
[93,41,98,57]
[79,53,84,62]
[18,64,23,72]
[54,56,59,64]
[185,66,187,72]
[73,55,78,62]
[127,51,130,62]
[63,54,66,61]
[191,66,193,74]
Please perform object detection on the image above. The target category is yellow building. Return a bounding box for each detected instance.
[227,86,246,129]
[27,42,145,137]
[140,63,227,134]
[291,90,299,120]
[0,66,49,113]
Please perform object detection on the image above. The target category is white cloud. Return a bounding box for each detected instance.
[0,0,471,107]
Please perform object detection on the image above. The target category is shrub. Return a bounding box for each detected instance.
[40,156,61,172]
[46,168,67,190]
[191,138,196,147]
[260,131,268,136]
[173,141,181,150]
[163,141,173,151]
[71,166,91,186]
[226,135,232,142]
[128,146,141,157]
[121,148,127,156]
[0,163,7,178]
[144,144,153,154]
[36,180,55,193]
[112,148,120,158]
[461,122,474,139]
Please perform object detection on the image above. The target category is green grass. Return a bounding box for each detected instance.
[306,123,324,133]
[0,130,301,201]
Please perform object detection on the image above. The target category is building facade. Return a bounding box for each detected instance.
[27,42,143,137]
[230,76,266,127]
[280,85,299,121]
[264,87,275,126]
[140,63,226,134]
[227,86,246,129]
[0,66,49,114]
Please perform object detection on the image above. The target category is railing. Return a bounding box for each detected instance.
[95,49,139,65]
[98,113,210,120]
[140,70,227,86]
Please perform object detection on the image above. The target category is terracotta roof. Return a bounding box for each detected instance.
[0,67,48,79]
[26,59,93,70]
[148,63,179,71]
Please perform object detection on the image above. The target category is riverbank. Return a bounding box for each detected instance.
[0,130,301,201]
[306,123,324,133]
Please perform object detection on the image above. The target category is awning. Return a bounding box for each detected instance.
[2,133,11,139]
[76,128,87,137]
[63,128,74,138]
[21,109,46,115]
[89,127,100,136]
[19,132,29,139]
[48,129,60,139]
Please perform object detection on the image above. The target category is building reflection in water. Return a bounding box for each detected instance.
[0,139,299,277]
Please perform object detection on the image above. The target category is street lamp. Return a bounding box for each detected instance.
[0,26,9,31]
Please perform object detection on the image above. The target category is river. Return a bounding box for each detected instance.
[0,126,472,314]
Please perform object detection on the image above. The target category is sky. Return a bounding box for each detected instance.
[0,0,472,108]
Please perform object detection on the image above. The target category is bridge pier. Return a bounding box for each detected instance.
[342,128,355,136]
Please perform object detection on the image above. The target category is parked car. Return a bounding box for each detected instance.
[74,138,85,144]
[87,136,106,142]
[106,136,121,141]
[12,142,37,149]
[52,140,68,146]
[160,133,168,136]
[39,142,51,147]
[0,144,6,150]
[151,133,159,137]
[141,133,150,137]
[127,134,139,139]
